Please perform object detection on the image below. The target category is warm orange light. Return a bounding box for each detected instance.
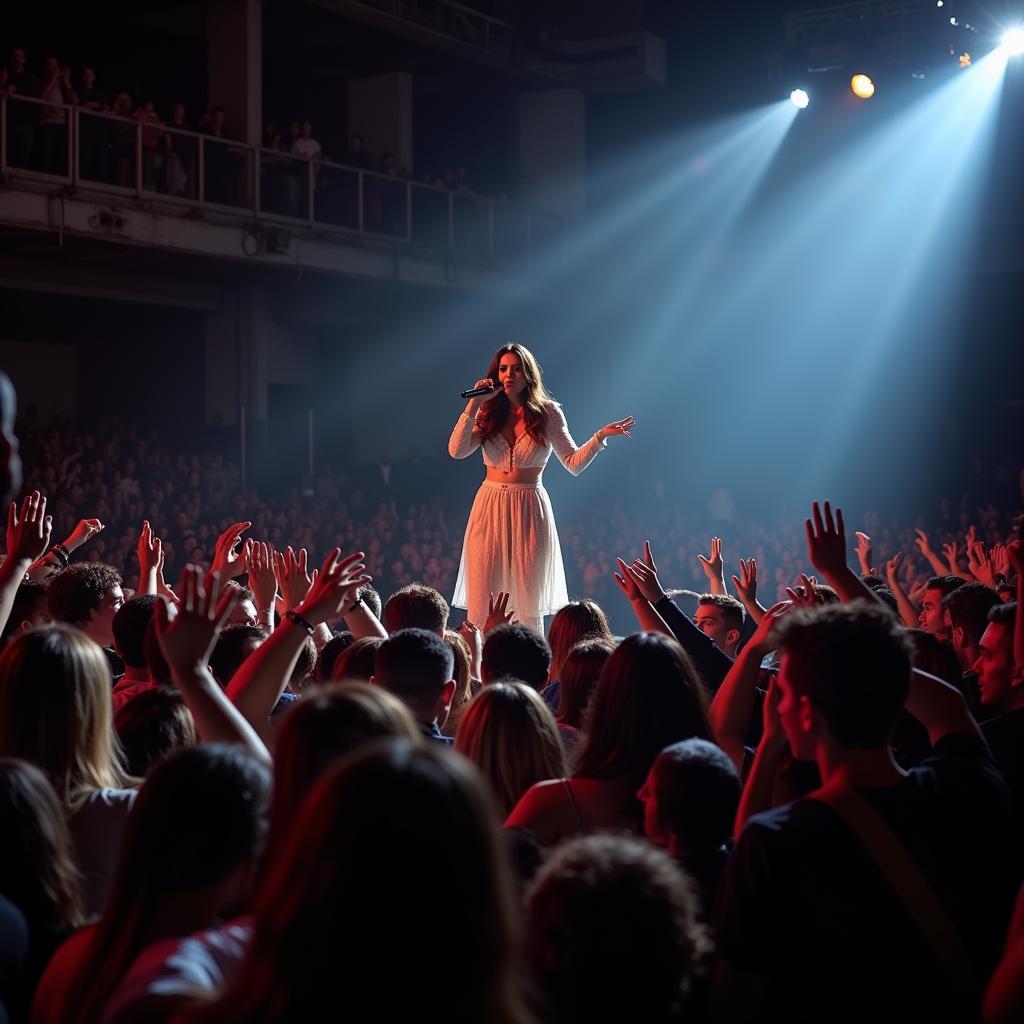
[850,73,875,99]
[959,52,972,67]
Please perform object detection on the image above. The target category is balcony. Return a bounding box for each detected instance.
[0,93,563,288]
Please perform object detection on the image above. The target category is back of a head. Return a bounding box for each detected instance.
[74,744,272,1022]
[220,739,523,1023]
[209,624,267,686]
[1,580,49,642]
[547,600,612,679]
[110,743,271,899]
[266,683,419,869]
[0,624,125,805]
[482,624,552,690]
[0,758,83,929]
[649,739,740,852]
[114,687,197,778]
[556,639,613,729]
[905,629,962,686]
[942,582,1002,648]
[314,632,355,683]
[526,834,709,1024]
[575,632,711,790]
[455,682,567,817]
[112,595,160,670]
[46,563,122,628]
[776,600,913,749]
[374,628,454,719]
[329,636,383,684]
[383,583,449,635]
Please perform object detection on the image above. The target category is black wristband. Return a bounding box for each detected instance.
[347,597,364,614]
[285,610,315,636]
[51,543,70,567]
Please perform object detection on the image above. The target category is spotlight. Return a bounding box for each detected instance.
[1001,27,1024,55]
[790,88,809,109]
[850,74,875,99]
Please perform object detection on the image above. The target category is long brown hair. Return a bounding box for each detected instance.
[546,600,614,683]
[474,343,553,446]
[0,625,134,811]
[455,682,567,817]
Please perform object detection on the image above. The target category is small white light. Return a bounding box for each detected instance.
[1002,27,1024,55]
[790,88,810,109]
[950,16,957,25]
[936,0,943,6]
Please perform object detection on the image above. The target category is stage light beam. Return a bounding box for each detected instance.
[790,89,810,109]
[1001,27,1024,56]
[851,74,876,99]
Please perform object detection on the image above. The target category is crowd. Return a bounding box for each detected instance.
[3,46,492,229]
[0,363,1022,1024]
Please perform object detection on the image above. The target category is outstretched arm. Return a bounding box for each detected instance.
[884,553,920,629]
[614,560,673,638]
[731,557,766,626]
[914,528,950,579]
[546,403,633,476]
[0,493,52,636]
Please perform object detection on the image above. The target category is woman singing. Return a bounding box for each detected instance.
[449,343,634,634]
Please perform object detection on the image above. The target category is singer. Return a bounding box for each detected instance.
[448,342,634,634]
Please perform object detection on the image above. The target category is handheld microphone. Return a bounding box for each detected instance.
[461,384,497,399]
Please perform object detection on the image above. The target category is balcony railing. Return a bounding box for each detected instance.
[0,92,558,265]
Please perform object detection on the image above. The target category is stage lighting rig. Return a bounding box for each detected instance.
[1001,27,1024,56]
[790,88,810,108]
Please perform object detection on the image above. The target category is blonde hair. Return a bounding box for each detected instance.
[455,682,567,817]
[0,625,134,811]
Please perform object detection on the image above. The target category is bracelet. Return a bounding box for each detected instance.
[51,544,70,567]
[347,597,364,614]
[284,610,315,636]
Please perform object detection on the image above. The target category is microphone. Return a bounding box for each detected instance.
[461,383,497,399]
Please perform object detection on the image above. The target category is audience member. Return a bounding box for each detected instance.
[373,628,455,742]
[482,624,552,690]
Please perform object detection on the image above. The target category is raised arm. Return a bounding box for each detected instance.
[152,566,270,763]
[546,403,633,477]
[805,501,881,605]
[622,540,735,692]
[884,553,920,629]
[709,602,789,770]
[905,666,981,745]
[915,528,951,579]
[227,550,369,739]
[0,492,53,636]
[698,536,728,597]
[27,517,104,580]
[731,557,767,626]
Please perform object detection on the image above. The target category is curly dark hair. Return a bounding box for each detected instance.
[46,563,122,627]
[526,834,710,1024]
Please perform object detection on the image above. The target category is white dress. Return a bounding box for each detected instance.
[449,402,606,634]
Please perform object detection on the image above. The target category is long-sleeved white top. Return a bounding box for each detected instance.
[448,402,606,477]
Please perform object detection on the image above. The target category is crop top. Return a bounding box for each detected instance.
[448,402,606,476]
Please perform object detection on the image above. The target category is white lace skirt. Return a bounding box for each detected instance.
[452,479,568,633]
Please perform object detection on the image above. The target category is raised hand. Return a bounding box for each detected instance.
[466,379,499,411]
[459,619,483,672]
[941,540,962,574]
[152,566,238,673]
[613,559,644,602]
[155,544,178,604]
[914,528,935,557]
[294,549,370,625]
[967,540,998,590]
[6,492,53,564]
[786,573,820,609]
[697,536,726,593]
[854,531,874,576]
[274,546,315,609]
[64,518,104,552]
[746,600,792,658]
[597,416,635,442]
[884,551,903,585]
[991,543,1011,581]
[625,539,667,604]
[732,557,758,605]
[805,501,849,583]
[210,521,251,580]
[247,540,279,615]
[484,591,515,634]
[136,520,163,595]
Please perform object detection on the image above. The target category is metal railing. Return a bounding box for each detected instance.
[0,92,558,265]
